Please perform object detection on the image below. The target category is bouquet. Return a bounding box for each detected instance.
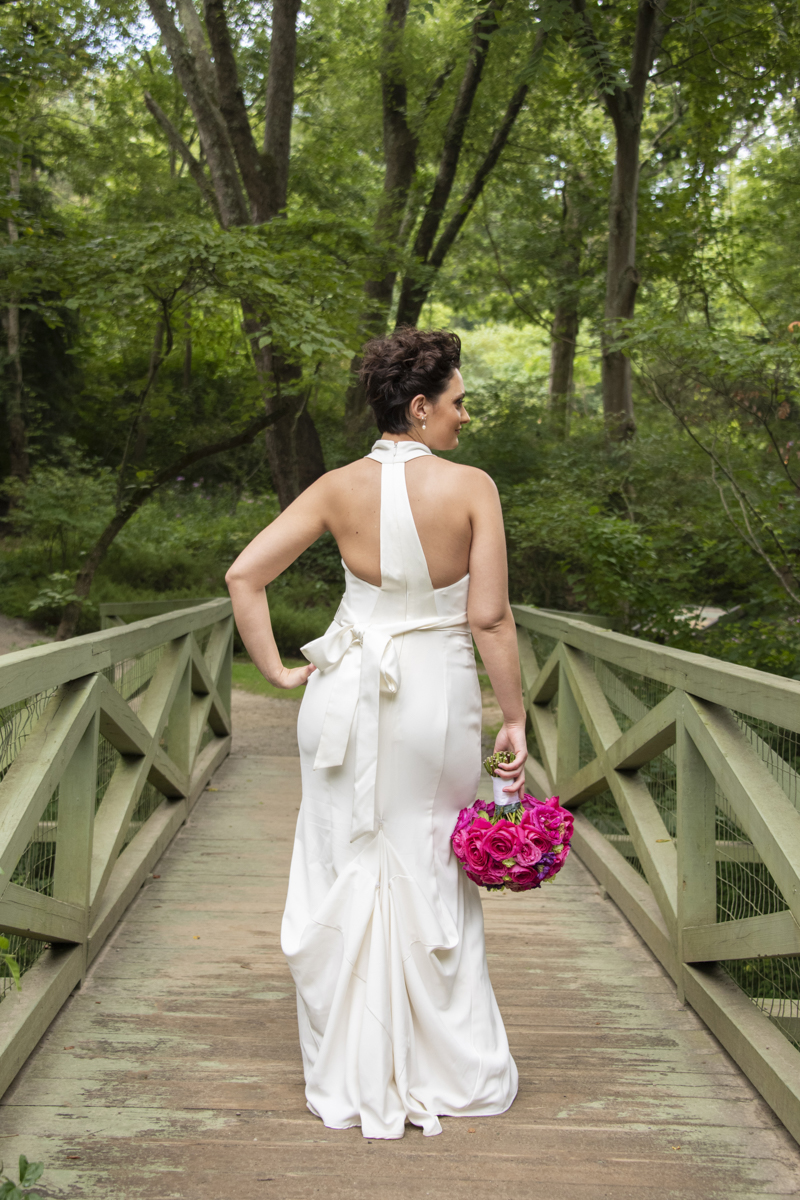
[451,752,574,892]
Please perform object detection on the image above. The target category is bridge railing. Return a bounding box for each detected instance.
[0,598,233,1097]
[514,604,800,1144]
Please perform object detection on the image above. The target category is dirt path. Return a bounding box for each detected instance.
[0,613,52,657]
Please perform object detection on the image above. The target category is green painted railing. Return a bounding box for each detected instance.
[0,599,233,1098]
[514,604,800,1145]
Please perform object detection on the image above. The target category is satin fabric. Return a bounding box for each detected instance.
[280,439,518,1139]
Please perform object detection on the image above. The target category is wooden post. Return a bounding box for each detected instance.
[556,657,581,788]
[168,655,193,779]
[676,696,717,1002]
[218,621,233,720]
[52,708,99,969]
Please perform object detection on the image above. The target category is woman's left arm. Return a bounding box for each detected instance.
[225,477,332,690]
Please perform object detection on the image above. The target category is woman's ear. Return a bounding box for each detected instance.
[408,393,427,424]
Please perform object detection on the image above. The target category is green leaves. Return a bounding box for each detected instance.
[0,1155,45,1200]
[0,215,363,367]
[0,935,20,992]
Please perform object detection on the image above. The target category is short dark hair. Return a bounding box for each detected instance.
[359,326,462,434]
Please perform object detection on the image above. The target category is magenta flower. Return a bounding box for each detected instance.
[514,827,548,867]
[482,820,519,863]
[463,829,494,875]
[452,828,469,859]
[506,864,540,890]
[451,787,573,893]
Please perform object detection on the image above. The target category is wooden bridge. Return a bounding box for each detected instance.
[0,599,800,1197]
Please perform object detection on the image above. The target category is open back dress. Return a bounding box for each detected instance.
[280,439,518,1139]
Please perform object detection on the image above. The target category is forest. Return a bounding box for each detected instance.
[2,0,800,677]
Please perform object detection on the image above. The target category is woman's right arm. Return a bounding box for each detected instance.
[465,470,528,795]
[225,477,332,691]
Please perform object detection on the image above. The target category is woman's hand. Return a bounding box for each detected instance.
[269,662,317,690]
[492,721,528,796]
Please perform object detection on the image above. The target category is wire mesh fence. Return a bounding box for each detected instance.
[0,629,211,1003]
[0,694,61,999]
[552,642,800,1051]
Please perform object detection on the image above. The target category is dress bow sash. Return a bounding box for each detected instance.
[302,611,468,842]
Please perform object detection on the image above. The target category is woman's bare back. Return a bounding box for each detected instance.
[319,455,477,590]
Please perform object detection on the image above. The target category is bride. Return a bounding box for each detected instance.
[226,327,527,1139]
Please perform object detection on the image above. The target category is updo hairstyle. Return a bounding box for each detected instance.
[359,326,462,434]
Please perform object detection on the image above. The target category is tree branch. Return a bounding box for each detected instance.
[203,0,271,220]
[416,61,455,132]
[649,375,800,608]
[144,90,222,221]
[175,0,219,104]
[55,399,295,640]
[146,0,248,226]
[395,0,505,326]
[628,0,663,120]
[484,213,554,335]
[429,28,547,273]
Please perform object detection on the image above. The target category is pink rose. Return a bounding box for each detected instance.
[481,862,509,886]
[506,864,540,890]
[483,820,519,863]
[514,827,547,867]
[463,829,493,874]
[451,828,469,860]
[454,806,474,835]
[524,795,573,845]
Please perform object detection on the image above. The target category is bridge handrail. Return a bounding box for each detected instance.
[513,603,800,1147]
[0,598,233,1099]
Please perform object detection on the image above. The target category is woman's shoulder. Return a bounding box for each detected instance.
[308,457,377,492]
[426,457,498,494]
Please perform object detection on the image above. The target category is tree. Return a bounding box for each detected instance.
[143,0,325,507]
[0,0,92,486]
[0,215,356,634]
[344,0,546,435]
[565,0,795,439]
[569,0,667,439]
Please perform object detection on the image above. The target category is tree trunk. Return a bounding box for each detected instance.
[241,300,326,507]
[548,179,582,439]
[570,0,666,441]
[601,123,640,440]
[548,304,578,439]
[133,320,167,463]
[147,0,324,505]
[6,154,28,484]
[344,0,418,437]
[263,0,301,219]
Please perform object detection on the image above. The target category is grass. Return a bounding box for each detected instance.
[231,658,309,701]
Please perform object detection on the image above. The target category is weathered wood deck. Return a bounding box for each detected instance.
[1,694,800,1199]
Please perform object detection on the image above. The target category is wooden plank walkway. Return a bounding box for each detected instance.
[1,692,800,1198]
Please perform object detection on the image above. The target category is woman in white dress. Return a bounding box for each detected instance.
[226,328,527,1140]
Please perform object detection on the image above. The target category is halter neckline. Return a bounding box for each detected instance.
[367,439,432,462]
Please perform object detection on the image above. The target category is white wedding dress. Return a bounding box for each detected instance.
[280,439,518,1139]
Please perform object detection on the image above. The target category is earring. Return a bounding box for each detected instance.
[422,421,427,430]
